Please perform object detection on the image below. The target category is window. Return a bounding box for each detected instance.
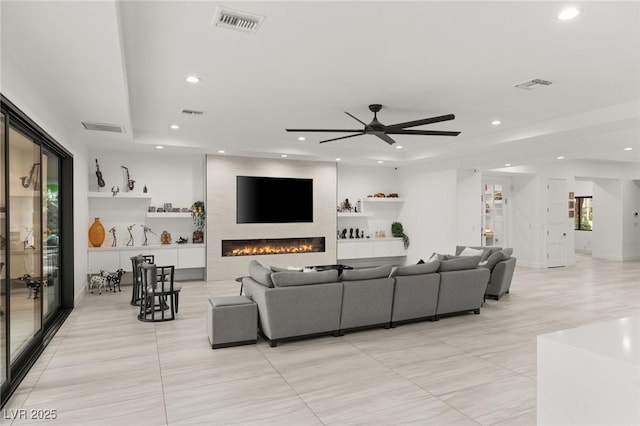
[575,196,593,231]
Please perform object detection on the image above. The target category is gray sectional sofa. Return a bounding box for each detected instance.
[454,246,516,300]
[242,257,490,347]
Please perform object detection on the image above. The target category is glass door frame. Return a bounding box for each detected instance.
[1,95,75,408]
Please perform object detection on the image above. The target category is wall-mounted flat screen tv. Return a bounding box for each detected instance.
[237,176,313,223]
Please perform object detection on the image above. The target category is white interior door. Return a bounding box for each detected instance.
[547,178,568,268]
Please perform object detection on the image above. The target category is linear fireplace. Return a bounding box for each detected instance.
[222,237,326,257]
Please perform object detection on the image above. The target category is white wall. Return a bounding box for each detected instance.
[622,180,640,261]
[592,179,624,261]
[457,170,482,247]
[207,155,337,280]
[337,165,398,202]
[397,166,458,263]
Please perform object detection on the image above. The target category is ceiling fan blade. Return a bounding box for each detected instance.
[385,114,456,131]
[375,133,397,145]
[286,128,362,133]
[386,129,461,136]
[319,133,365,143]
[344,111,367,126]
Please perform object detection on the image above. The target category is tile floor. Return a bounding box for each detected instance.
[2,254,639,425]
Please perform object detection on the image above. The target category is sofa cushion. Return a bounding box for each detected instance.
[340,265,393,281]
[391,261,440,277]
[248,260,274,287]
[479,250,508,271]
[270,265,303,272]
[502,248,513,258]
[459,247,485,257]
[438,255,481,272]
[271,269,339,287]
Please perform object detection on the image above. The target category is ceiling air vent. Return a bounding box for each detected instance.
[515,78,553,90]
[213,7,265,34]
[181,109,205,116]
[82,121,124,133]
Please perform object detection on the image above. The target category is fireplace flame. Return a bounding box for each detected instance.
[230,244,316,256]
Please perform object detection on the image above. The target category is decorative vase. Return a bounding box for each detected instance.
[88,217,105,247]
[193,230,204,244]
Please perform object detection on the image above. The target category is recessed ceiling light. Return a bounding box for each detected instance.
[297,136,306,141]
[218,150,225,154]
[335,158,341,161]
[281,154,288,158]
[492,120,501,126]
[558,7,580,21]
[396,145,403,150]
[377,160,384,164]
[155,145,164,150]
[186,75,201,84]
[624,147,633,151]
[504,163,511,167]
[557,156,565,160]
[170,124,180,130]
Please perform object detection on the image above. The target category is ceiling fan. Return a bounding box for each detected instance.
[286,104,460,145]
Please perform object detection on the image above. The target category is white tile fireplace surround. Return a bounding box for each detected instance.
[206,155,337,280]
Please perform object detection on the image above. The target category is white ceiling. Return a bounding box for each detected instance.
[2,1,639,170]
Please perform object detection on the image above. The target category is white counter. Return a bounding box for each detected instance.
[537,314,640,426]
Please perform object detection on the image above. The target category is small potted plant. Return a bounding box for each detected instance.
[191,201,205,243]
[391,221,410,249]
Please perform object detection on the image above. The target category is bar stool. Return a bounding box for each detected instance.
[138,263,181,322]
[130,254,154,306]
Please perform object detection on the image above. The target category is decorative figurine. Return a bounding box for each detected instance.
[341,198,352,212]
[177,236,188,244]
[121,166,135,192]
[95,159,105,188]
[111,186,120,196]
[109,227,117,247]
[126,224,135,246]
[160,230,172,245]
[349,228,354,239]
[340,229,347,239]
[141,225,156,246]
[355,228,360,239]
[143,185,148,193]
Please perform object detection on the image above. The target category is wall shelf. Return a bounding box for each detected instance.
[146,212,191,219]
[88,191,151,199]
[337,212,373,217]
[363,197,404,203]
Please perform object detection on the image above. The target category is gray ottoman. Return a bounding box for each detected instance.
[207,296,257,349]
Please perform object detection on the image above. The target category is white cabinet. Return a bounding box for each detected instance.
[178,247,206,268]
[88,245,206,273]
[337,196,406,261]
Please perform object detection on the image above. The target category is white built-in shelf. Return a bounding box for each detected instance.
[88,191,151,199]
[146,212,191,219]
[337,237,403,243]
[363,197,404,203]
[88,243,205,251]
[337,212,373,217]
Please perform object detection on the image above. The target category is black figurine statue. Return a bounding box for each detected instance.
[340,229,347,239]
[349,228,354,239]
[355,228,360,239]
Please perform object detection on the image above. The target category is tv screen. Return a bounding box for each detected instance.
[237,176,313,223]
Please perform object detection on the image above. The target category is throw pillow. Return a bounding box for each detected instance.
[480,250,508,271]
[340,264,393,281]
[391,261,440,277]
[502,248,513,257]
[248,260,274,287]
[271,270,339,287]
[438,255,481,272]
[270,265,303,272]
[417,259,425,264]
[459,247,485,257]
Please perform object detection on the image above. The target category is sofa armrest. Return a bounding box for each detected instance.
[242,277,343,340]
[436,268,489,315]
[487,257,516,298]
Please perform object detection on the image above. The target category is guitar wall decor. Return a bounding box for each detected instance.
[95,159,105,188]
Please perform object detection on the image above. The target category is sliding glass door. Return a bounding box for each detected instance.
[1,96,73,408]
